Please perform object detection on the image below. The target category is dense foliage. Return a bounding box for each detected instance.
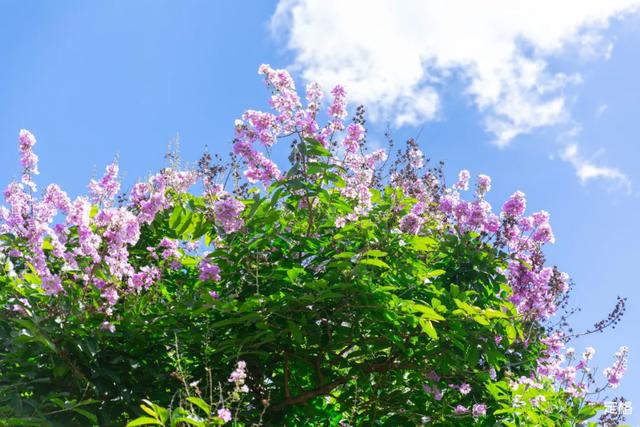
[0,65,629,426]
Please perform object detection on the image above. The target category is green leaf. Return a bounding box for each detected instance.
[419,319,438,339]
[304,138,332,157]
[364,249,387,257]
[358,258,390,269]
[287,320,304,344]
[505,323,517,344]
[209,313,260,329]
[126,417,163,426]
[472,315,490,326]
[333,252,355,259]
[412,304,446,321]
[426,269,446,278]
[450,284,460,296]
[168,206,184,230]
[186,397,211,416]
[171,418,206,427]
[408,236,437,251]
[72,407,97,423]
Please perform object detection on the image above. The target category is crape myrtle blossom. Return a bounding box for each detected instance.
[408,147,424,169]
[228,360,249,394]
[472,404,487,418]
[603,346,629,388]
[454,169,470,191]
[213,195,245,234]
[199,258,221,282]
[0,68,630,421]
[454,405,468,415]
[217,408,232,423]
[0,130,201,302]
[233,65,389,226]
[437,176,564,321]
[19,129,39,191]
[328,85,348,131]
[89,163,120,206]
[476,174,491,197]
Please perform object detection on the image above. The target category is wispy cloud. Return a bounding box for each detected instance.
[560,143,631,192]
[596,104,609,118]
[271,0,640,147]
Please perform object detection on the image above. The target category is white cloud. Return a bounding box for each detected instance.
[560,144,631,192]
[271,0,640,146]
[596,104,609,118]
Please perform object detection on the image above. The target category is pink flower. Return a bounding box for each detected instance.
[454,405,468,415]
[343,123,365,153]
[476,174,491,196]
[408,147,424,168]
[532,223,555,244]
[159,237,181,260]
[18,130,39,185]
[101,287,119,306]
[199,259,221,282]
[128,266,160,292]
[604,346,629,388]
[217,408,232,423]
[214,196,245,233]
[101,321,116,333]
[328,85,347,130]
[502,191,526,218]
[89,163,120,205]
[399,213,424,235]
[454,170,470,191]
[472,403,487,417]
[458,383,471,395]
[10,298,31,314]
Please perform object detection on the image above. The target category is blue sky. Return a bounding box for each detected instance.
[1,1,639,421]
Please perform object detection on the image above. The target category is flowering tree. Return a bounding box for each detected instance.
[0,65,629,426]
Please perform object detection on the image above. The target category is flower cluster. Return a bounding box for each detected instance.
[604,346,629,388]
[0,66,629,425]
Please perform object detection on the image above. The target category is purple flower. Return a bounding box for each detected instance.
[532,210,550,226]
[88,163,120,206]
[604,346,629,388]
[532,223,555,244]
[100,321,116,333]
[489,367,497,380]
[199,259,221,282]
[454,405,468,415]
[408,147,424,168]
[343,123,365,153]
[214,196,245,233]
[458,382,471,395]
[472,403,487,418]
[328,85,347,130]
[128,266,160,292]
[476,174,491,195]
[159,237,181,260]
[454,170,470,191]
[18,130,39,185]
[399,213,424,235]
[101,287,119,306]
[426,370,440,381]
[502,191,526,218]
[217,408,232,423]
